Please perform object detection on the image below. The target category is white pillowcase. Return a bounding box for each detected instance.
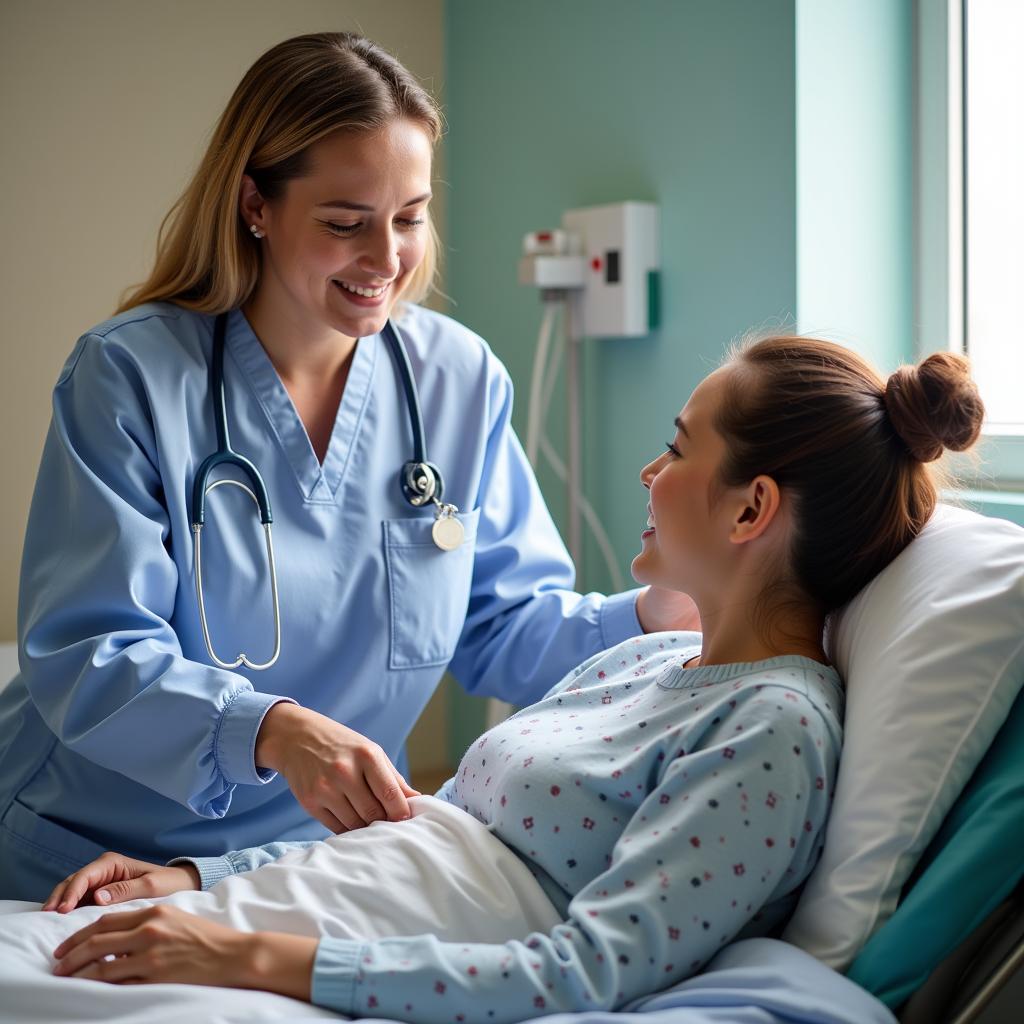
[782,502,1024,970]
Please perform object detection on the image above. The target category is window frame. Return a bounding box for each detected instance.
[916,0,1024,489]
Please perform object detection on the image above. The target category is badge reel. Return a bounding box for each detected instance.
[431,500,464,551]
[408,463,464,552]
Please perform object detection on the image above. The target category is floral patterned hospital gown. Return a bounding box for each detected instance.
[187,631,843,1023]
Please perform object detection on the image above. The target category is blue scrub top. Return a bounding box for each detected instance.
[0,301,642,896]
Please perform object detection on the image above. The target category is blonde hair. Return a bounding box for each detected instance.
[115,32,443,316]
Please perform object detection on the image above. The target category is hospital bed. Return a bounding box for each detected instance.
[0,501,1021,1023]
[850,686,1024,1023]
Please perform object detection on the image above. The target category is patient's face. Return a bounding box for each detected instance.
[631,367,733,594]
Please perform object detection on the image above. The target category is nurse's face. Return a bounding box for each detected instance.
[630,367,736,595]
[243,118,433,339]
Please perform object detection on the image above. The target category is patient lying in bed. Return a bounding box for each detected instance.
[2,333,980,1023]
[2,631,841,1023]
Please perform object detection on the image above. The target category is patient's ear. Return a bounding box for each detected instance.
[729,475,781,546]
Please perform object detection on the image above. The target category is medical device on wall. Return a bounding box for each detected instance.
[481,202,659,729]
[517,200,660,578]
[191,310,459,671]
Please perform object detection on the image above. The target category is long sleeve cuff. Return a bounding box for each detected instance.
[215,692,297,786]
[599,588,644,648]
[310,937,365,1016]
[165,855,235,891]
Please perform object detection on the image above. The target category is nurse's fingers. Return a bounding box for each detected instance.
[322,792,365,833]
[364,756,415,822]
[309,801,352,835]
[396,771,422,799]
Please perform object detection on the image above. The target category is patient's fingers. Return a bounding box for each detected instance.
[69,954,144,983]
[53,907,151,959]
[43,863,110,913]
[42,875,73,912]
[54,928,146,977]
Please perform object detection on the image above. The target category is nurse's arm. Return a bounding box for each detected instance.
[19,335,291,817]
[448,359,648,707]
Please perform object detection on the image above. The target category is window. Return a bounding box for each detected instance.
[964,0,1024,434]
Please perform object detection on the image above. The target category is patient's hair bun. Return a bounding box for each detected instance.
[883,352,985,463]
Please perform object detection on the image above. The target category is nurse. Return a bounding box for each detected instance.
[0,31,696,902]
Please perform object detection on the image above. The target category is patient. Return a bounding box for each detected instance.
[28,335,982,1022]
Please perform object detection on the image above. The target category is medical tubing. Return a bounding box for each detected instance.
[540,434,626,593]
[212,312,231,454]
[192,314,274,528]
[526,301,559,466]
[565,300,582,566]
[385,320,428,465]
[526,302,626,592]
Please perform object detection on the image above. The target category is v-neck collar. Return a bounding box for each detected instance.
[223,307,378,504]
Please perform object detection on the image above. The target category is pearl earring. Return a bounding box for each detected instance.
[249,224,264,239]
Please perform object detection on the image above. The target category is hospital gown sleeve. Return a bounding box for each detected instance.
[307,692,836,1024]
[166,839,321,890]
[448,359,643,707]
[16,335,294,817]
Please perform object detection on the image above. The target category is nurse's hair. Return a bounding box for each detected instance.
[115,32,443,316]
[713,336,984,620]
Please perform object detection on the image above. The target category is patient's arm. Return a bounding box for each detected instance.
[167,838,322,890]
[52,902,316,996]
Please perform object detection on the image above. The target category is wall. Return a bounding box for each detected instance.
[444,0,801,755]
[0,0,451,783]
[0,0,445,640]
[795,0,914,369]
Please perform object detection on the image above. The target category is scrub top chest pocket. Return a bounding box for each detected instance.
[384,507,480,670]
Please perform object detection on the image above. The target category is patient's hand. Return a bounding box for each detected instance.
[52,904,317,999]
[42,852,200,913]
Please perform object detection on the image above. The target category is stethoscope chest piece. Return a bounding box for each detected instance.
[402,459,463,551]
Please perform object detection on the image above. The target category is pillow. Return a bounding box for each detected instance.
[782,502,1024,970]
[846,681,1024,1007]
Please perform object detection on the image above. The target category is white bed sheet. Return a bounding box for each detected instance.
[0,795,895,1024]
[0,795,560,1023]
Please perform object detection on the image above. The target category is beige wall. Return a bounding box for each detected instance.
[0,0,452,777]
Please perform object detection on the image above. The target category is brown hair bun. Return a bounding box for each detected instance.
[883,352,985,463]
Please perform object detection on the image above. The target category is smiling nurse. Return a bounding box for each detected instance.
[0,32,697,902]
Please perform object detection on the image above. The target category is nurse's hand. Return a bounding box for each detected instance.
[42,853,200,913]
[255,702,421,833]
[636,585,702,633]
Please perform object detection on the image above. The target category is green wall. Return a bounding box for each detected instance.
[444,0,799,581]
[443,0,799,755]
[442,0,918,759]
[796,0,914,370]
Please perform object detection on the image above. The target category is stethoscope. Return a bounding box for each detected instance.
[190,309,463,671]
